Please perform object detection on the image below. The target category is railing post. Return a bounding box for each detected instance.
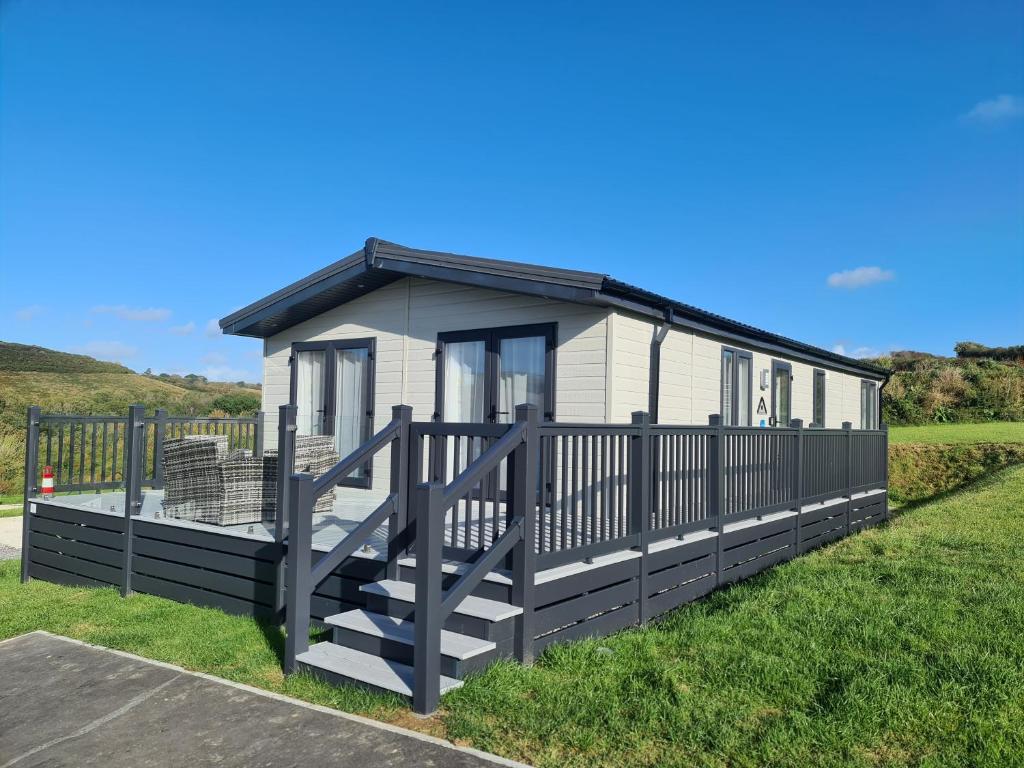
[709,414,725,586]
[790,418,803,557]
[511,403,538,664]
[274,404,297,619]
[152,408,167,489]
[630,411,651,623]
[843,421,853,534]
[21,406,41,583]
[882,422,890,520]
[120,404,145,597]
[413,481,443,716]
[284,472,314,673]
[254,411,266,458]
[387,405,413,581]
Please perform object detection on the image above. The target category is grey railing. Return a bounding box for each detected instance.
[21,404,265,590]
[410,421,508,557]
[411,403,538,714]
[23,407,262,496]
[282,405,412,674]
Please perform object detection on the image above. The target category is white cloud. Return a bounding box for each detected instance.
[202,365,261,383]
[15,305,46,322]
[833,342,890,359]
[73,340,138,362]
[92,304,172,322]
[826,266,895,290]
[201,352,227,366]
[962,94,1024,124]
[169,321,195,336]
[204,319,222,338]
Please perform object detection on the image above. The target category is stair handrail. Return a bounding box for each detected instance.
[283,404,412,674]
[412,403,539,715]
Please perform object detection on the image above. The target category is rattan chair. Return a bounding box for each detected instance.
[162,434,339,525]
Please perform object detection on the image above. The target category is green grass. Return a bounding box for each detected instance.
[888,421,1024,445]
[3,467,1023,766]
[0,506,22,518]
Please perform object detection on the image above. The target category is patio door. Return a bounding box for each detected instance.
[435,323,555,507]
[436,323,555,424]
[291,338,375,487]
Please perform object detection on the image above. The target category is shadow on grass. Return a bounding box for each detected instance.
[887,457,1024,517]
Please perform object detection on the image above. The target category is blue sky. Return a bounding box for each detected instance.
[1,1,1022,383]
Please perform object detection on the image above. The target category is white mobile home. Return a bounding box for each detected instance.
[221,238,886,499]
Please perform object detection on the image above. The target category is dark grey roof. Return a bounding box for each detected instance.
[221,237,887,377]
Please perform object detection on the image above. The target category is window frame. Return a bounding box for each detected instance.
[720,346,753,426]
[770,359,793,427]
[812,368,827,428]
[434,322,557,423]
[860,379,879,430]
[289,337,376,489]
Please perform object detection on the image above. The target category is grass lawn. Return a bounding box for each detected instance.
[0,506,22,518]
[888,421,1024,445]
[3,467,1023,767]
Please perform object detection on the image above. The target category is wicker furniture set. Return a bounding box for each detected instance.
[161,434,339,525]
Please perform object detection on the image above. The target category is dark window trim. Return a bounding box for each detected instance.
[770,359,793,427]
[812,368,827,428]
[860,379,878,430]
[720,346,753,426]
[289,337,376,489]
[434,322,557,422]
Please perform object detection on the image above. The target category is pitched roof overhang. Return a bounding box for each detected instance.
[220,238,887,379]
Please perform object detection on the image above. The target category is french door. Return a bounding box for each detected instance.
[291,338,375,487]
[435,323,556,424]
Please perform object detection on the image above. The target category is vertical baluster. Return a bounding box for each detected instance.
[560,435,568,552]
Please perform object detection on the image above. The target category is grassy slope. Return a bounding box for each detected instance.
[0,342,261,495]
[2,466,1023,766]
[888,422,1024,445]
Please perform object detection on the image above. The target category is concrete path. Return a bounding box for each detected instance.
[0,632,529,768]
[0,515,21,560]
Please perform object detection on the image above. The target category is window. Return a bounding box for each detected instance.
[813,369,826,427]
[290,338,375,487]
[721,347,753,425]
[860,380,878,430]
[771,360,792,427]
[436,324,556,423]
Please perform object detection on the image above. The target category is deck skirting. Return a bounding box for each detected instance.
[25,488,888,649]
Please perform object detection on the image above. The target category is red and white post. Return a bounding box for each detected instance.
[41,465,54,498]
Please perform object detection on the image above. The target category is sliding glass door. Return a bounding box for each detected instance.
[291,338,375,487]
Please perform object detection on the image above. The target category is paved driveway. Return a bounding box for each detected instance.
[0,632,528,768]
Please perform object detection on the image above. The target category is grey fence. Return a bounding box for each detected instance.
[24,401,888,718]
[25,407,263,496]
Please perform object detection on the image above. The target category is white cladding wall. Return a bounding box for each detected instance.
[613,311,879,429]
[261,278,609,492]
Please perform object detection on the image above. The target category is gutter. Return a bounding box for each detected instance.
[648,308,674,422]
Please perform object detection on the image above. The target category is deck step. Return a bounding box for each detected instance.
[325,609,496,660]
[360,579,523,622]
[295,642,463,698]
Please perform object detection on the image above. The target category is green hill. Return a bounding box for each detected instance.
[866,342,1024,426]
[0,341,262,495]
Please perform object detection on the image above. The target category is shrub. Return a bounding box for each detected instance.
[211,393,262,416]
